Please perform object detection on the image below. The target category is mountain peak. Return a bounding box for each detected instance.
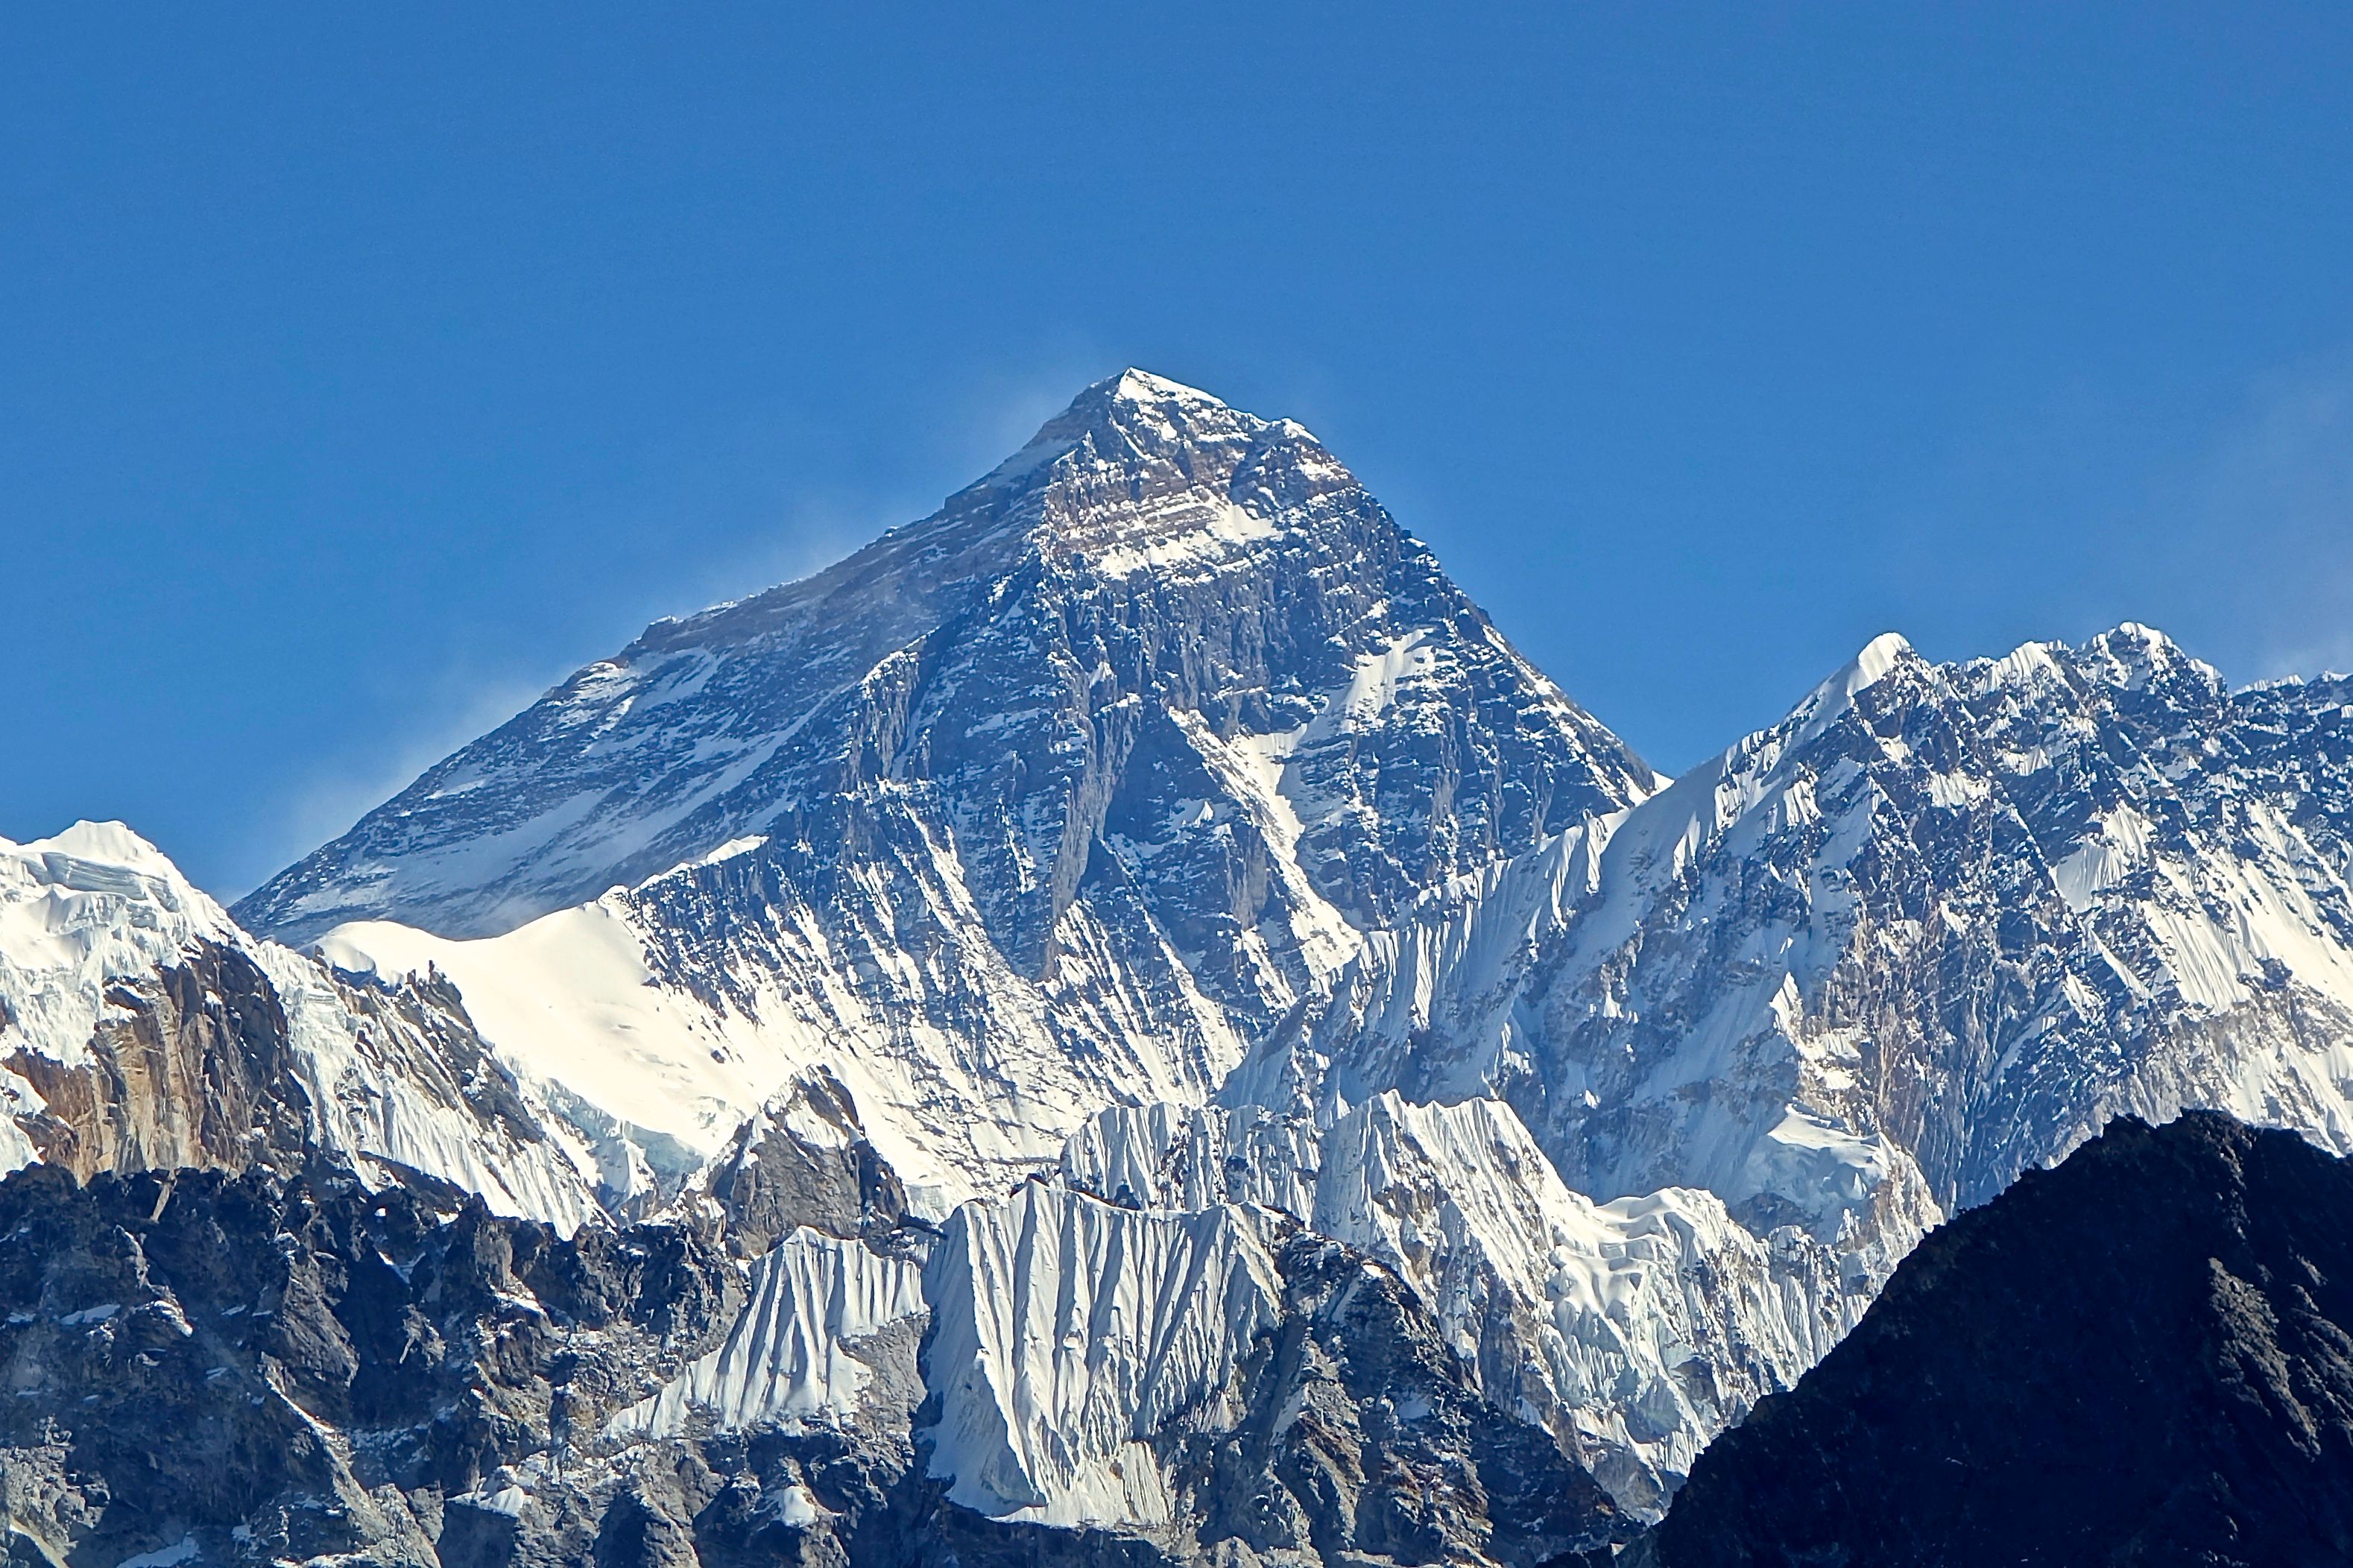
[1105,365,1222,405]
[236,365,1650,946]
[970,367,1298,500]
[1848,630,1914,685]
[15,820,183,881]
[1765,630,1918,750]
[1069,367,1244,423]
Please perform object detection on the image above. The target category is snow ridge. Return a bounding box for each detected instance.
[268,370,1656,1218]
[1259,628,2353,1391]
[0,823,600,1228]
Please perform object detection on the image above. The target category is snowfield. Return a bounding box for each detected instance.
[7,373,2353,1552]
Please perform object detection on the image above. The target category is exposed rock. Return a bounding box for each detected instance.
[682,1071,914,1260]
[1279,634,2353,1230]
[241,370,1652,952]
[5,936,309,1180]
[1639,1112,2353,1567]
[0,1148,1620,1567]
[0,824,603,1230]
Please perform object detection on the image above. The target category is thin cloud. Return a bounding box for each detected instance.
[216,353,1134,899]
[2186,366,2353,681]
[219,671,555,901]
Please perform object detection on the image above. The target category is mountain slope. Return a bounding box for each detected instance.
[269,370,1657,1214]
[0,822,600,1229]
[241,369,1651,950]
[1263,628,2353,1251]
[1638,1112,2353,1567]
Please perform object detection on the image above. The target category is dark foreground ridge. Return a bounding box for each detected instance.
[1639,1111,2353,1567]
[0,1154,1621,1567]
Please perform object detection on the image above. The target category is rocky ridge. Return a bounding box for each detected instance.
[1637,1111,2353,1566]
[1245,628,2353,1391]
[5,371,2353,1562]
[0,823,601,1230]
[0,1151,1626,1568]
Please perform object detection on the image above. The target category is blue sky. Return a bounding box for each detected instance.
[7,5,2351,894]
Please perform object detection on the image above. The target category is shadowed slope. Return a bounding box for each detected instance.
[1643,1111,2353,1567]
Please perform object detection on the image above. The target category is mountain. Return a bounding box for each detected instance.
[11,367,2353,1562]
[1255,625,2353,1315]
[253,370,1658,1216]
[230,375,2353,1529]
[238,369,1654,955]
[1636,1111,2353,1566]
[0,821,599,1228]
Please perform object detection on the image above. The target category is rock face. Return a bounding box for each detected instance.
[1639,1111,2353,1567]
[13,370,2353,1561]
[0,823,601,1230]
[0,1158,749,1568]
[0,1154,1623,1568]
[676,1069,914,1261]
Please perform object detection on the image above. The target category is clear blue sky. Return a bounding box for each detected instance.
[7,6,2351,894]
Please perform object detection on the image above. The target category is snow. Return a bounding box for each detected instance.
[224,367,1657,1289]
[318,857,1242,1221]
[113,1534,199,1568]
[920,1181,1283,1527]
[1083,498,1283,579]
[1058,1092,1891,1499]
[614,1228,924,1437]
[693,835,769,867]
[1785,632,1913,751]
[1270,616,2353,1261]
[0,821,598,1228]
[1734,1107,1904,1224]
[0,823,236,1080]
[1180,714,1364,984]
[2050,806,2156,911]
[253,939,599,1231]
[322,902,735,1154]
[86,361,2341,1547]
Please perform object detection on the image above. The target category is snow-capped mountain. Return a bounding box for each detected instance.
[1256,626,2353,1346]
[268,370,1657,1216]
[239,369,1652,954]
[0,821,601,1228]
[10,367,2353,1564]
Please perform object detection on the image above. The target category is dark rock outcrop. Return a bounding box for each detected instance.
[0,1151,1621,1567]
[0,1159,742,1567]
[689,1071,912,1261]
[1180,1233,1621,1568]
[1640,1112,2353,1567]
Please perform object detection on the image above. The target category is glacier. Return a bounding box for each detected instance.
[4,371,2353,1564]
